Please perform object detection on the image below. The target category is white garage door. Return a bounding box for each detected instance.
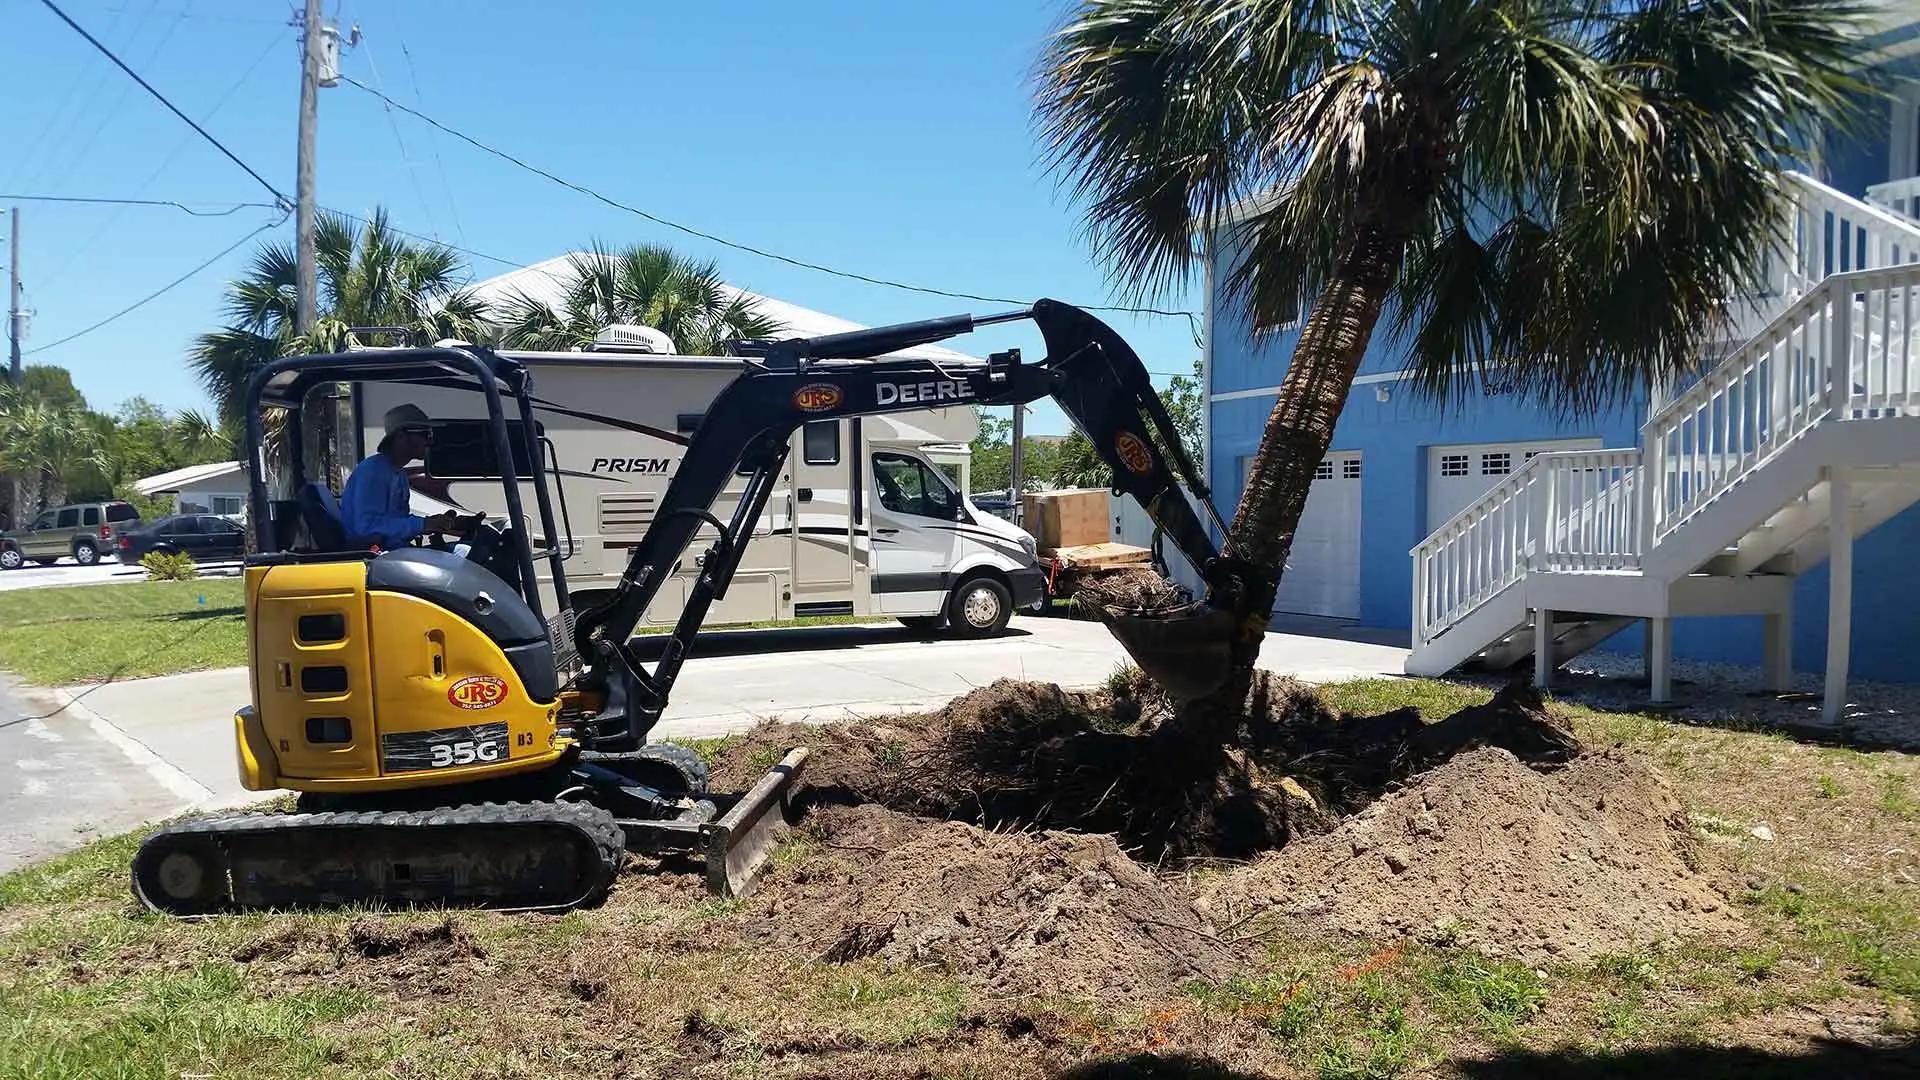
[1425,438,1602,532]
[1246,451,1363,620]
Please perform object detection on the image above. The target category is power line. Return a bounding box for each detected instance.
[338,75,1199,332]
[34,0,291,209]
[0,193,281,216]
[317,209,1199,375]
[25,212,289,356]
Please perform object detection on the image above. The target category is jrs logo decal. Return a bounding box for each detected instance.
[794,383,843,412]
[448,675,508,710]
[1115,430,1154,475]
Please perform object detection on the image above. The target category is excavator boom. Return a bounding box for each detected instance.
[572,299,1274,750]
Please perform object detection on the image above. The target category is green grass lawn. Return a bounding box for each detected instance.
[0,678,1913,1079]
[0,577,900,687]
[0,579,248,686]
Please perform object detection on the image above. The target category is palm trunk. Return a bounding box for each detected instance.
[1155,223,1407,743]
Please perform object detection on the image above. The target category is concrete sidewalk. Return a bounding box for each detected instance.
[9,617,1409,868]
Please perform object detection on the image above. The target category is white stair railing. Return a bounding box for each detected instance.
[1412,451,1642,646]
[1866,175,1920,223]
[1412,176,1920,656]
[1645,262,1920,544]
[1778,172,1920,299]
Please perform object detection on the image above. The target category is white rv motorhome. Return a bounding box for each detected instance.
[352,343,1046,637]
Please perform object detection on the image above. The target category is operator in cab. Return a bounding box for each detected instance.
[341,403,469,549]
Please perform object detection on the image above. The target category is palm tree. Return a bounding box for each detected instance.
[189,208,491,510]
[0,384,109,516]
[1034,0,1866,707]
[189,207,492,425]
[493,243,786,355]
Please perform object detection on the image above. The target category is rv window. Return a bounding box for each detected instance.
[424,420,542,479]
[873,453,954,519]
[802,421,839,465]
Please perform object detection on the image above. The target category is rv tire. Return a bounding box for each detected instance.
[946,574,1011,639]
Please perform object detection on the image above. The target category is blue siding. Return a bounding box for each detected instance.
[1202,61,1920,683]
[1823,89,1888,198]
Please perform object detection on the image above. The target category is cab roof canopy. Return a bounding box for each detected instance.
[250,347,523,411]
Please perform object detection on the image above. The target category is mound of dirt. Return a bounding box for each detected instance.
[752,804,1238,1000]
[1203,746,1738,965]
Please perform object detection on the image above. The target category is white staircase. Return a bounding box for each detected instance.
[1408,172,1920,698]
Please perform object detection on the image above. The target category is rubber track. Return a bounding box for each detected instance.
[131,800,625,917]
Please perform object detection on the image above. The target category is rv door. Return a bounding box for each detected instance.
[869,450,962,616]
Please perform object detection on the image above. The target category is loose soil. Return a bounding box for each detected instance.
[746,804,1239,1001]
[1202,746,1741,965]
[707,671,1734,992]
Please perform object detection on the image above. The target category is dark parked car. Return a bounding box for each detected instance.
[118,514,246,564]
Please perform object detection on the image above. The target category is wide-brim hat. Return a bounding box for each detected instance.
[376,403,433,453]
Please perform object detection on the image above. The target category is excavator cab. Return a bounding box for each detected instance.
[130,299,1268,918]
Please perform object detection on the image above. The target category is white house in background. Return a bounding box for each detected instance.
[134,460,245,517]
[1201,12,1920,721]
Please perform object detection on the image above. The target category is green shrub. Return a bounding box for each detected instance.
[140,551,198,581]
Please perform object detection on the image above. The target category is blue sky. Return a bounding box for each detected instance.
[0,0,1203,437]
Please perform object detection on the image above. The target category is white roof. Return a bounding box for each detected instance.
[466,253,986,367]
[134,460,243,496]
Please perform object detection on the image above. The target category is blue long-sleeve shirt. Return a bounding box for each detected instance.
[340,453,424,547]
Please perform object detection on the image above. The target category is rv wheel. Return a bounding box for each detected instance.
[947,576,1011,639]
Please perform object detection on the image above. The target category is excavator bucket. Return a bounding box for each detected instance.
[1092,597,1250,701]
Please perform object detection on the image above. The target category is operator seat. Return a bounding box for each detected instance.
[297,483,350,552]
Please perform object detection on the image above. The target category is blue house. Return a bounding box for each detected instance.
[1200,13,1920,716]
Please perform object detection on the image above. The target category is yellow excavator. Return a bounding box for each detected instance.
[130,299,1275,915]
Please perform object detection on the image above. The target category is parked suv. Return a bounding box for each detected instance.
[117,513,246,564]
[0,500,142,570]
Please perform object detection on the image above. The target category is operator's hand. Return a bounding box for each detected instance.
[423,510,461,536]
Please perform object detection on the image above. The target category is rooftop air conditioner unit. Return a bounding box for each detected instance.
[588,324,676,354]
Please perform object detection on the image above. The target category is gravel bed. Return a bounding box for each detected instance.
[1449,649,1920,752]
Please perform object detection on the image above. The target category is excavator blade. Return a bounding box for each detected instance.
[1092,598,1254,701]
[702,747,809,897]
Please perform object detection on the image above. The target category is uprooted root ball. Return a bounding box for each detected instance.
[713,672,1582,864]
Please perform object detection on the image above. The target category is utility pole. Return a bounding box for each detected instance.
[8,206,20,386]
[292,5,354,487]
[6,206,19,530]
[295,0,321,336]
[1009,404,1025,525]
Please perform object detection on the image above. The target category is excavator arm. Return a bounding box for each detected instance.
[571,299,1274,750]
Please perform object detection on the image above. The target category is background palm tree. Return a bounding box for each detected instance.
[493,243,786,355]
[188,207,490,498]
[0,383,109,516]
[1035,0,1866,708]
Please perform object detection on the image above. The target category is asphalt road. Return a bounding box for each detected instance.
[0,555,243,593]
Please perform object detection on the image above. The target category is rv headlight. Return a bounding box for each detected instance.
[1019,533,1037,558]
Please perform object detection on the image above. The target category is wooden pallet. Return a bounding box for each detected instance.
[1043,541,1152,571]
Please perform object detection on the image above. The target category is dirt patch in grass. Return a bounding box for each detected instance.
[744,804,1237,1001]
[706,673,1730,983]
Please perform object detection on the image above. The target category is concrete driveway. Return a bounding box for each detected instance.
[0,616,1411,874]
